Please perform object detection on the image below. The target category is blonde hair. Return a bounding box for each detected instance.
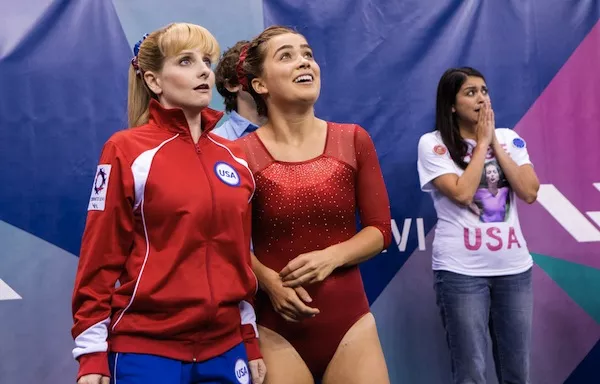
[128,23,220,127]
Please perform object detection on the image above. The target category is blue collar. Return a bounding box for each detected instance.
[229,111,259,137]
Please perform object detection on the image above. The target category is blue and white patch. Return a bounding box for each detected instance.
[214,161,240,186]
[512,137,526,149]
[88,164,111,211]
[234,359,249,384]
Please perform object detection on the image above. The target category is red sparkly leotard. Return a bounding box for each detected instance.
[239,122,392,379]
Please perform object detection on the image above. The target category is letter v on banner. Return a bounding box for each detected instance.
[536,184,600,242]
[0,278,22,300]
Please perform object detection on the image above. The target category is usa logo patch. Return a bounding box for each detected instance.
[234,359,249,384]
[214,161,240,187]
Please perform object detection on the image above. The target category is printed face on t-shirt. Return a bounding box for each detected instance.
[469,158,511,224]
[485,163,500,184]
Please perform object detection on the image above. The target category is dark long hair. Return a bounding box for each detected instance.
[435,67,486,169]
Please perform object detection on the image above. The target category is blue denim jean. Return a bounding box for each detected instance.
[434,268,533,384]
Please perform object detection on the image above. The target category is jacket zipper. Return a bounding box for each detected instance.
[193,139,218,361]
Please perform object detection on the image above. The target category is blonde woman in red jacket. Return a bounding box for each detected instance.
[72,23,266,384]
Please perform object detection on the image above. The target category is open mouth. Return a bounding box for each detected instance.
[194,84,210,90]
[293,74,314,84]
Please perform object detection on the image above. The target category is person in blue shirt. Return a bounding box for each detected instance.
[214,40,264,140]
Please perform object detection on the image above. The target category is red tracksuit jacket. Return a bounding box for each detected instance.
[71,99,260,379]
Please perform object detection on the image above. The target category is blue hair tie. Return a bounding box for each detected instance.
[131,33,149,76]
[133,33,149,57]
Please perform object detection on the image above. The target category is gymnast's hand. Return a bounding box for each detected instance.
[263,269,320,322]
[249,358,267,384]
[279,249,338,287]
[77,374,110,384]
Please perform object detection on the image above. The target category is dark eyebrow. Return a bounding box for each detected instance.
[273,45,293,58]
[273,44,313,58]
[463,85,486,92]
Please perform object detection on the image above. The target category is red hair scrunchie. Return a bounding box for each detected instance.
[236,44,250,90]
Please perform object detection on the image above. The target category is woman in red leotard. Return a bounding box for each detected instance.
[237,26,392,384]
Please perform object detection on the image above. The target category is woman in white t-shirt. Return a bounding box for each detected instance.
[417,67,540,384]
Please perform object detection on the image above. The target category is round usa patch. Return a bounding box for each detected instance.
[234,359,249,384]
[512,137,526,149]
[214,162,240,186]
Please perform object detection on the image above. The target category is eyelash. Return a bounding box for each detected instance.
[467,89,488,96]
[280,51,314,60]
[179,56,211,66]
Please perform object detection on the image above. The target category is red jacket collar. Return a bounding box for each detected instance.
[147,99,224,135]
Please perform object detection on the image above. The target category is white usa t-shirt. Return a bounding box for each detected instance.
[417,128,533,276]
